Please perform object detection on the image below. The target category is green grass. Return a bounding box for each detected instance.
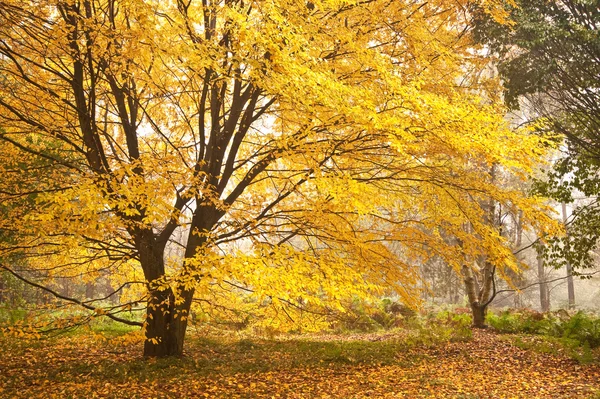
[89,318,139,337]
[0,305,28,324]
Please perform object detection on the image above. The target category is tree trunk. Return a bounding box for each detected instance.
[566,262,575,309]
[537,247,550,312]
[85,282,95,299]
[471,303,487,328]
[138,205,217,357]
[137,228,194,358]
[143,287,194,357]
[462,264,489,328]
[513,210,525,309]
[561,203,576,309]
[141,288,195,357]
[460,179,497,328]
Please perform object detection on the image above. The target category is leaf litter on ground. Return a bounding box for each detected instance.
[0,329,599,398]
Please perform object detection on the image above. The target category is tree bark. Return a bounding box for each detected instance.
[136,228,193,357]
[85,282,95,300]
[138,206,213,357]
[0,276,4,303]
[460,174,498,328]
[462,264,489,328]
[143,288,193,357]
[561,203,575,309]
[566,262,575,309]
[471,303,487,328]
[513,210,525,308]
[537,247,550,312]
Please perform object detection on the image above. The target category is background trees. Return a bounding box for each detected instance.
[0,0,558,356]
[474,0,600,273]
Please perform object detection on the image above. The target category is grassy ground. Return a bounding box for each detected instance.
[0,323,599,399]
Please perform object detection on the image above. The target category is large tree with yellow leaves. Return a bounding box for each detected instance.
[0,0,558,356]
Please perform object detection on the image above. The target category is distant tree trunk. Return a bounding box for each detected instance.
[566,262,575,309]
[63,280,71,299]
[536,246,550,312]
[85,282,95,299]
[513,210,525,309]
[446,266,458,304]
[0,276,5,303]
[561,203,576,309]
[462,262,493,328]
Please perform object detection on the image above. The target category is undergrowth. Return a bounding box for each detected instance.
[488,310,600,363]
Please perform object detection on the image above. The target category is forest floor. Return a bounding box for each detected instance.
[0,328,599,398]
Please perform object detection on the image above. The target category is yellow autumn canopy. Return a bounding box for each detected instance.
[0,0,559,355]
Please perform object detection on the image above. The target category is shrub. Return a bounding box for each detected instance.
[0,306,28,324]
[487,310,600,349]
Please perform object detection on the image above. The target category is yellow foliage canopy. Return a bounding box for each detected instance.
[0,0,559,353]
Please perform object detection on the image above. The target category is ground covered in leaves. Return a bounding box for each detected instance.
[1,328,599,398]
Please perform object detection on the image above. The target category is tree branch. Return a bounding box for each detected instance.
[0,264,143,327]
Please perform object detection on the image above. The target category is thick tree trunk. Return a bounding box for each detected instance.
[462,263,493,328]
[138,205,217,357]
[471,304,487,328]
[460,185,498,328]
[136,229,194,357]
[463,265,484,327]
[143,288,193,357]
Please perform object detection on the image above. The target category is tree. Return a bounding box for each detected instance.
[537,245,551,312]
[562,202,576,308]
[460,167,499,328]
[473,0,600,272]
[459,165,518,327]
[0,0,559,356]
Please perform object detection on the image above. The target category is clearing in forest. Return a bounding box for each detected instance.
[0,329,599,398]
